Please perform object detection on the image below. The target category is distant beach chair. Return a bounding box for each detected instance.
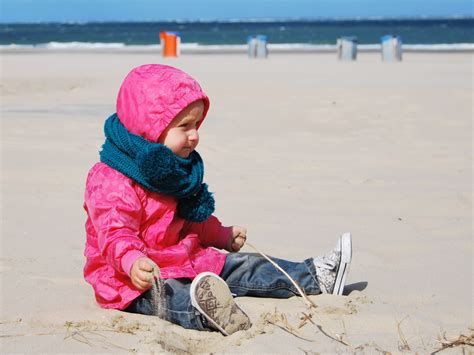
[337,36,358,61]
[381,35,403,61]
[159,31,180,57]
[247,35,268,59]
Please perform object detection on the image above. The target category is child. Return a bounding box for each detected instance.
[83,64,352,336]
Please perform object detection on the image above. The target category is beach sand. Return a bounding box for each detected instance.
[1,50,472,353]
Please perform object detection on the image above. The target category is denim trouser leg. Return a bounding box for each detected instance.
[123,253,320,330]
[220,253,321,298]
[123,278,207,331]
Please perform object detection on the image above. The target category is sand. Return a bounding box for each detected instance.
[1,50,472,353]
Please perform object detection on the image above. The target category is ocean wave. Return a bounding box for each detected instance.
[403,43,474,51]
[43,41,127,49]
[1,41,473,52]
[0,43,36,49]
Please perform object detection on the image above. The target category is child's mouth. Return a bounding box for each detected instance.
[181,147,193,156]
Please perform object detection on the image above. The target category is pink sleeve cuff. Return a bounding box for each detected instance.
[121,250,147,277]
[214,225,233,250]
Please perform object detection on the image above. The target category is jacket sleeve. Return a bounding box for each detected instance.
[85,168,147,277]
[184,215,232,250]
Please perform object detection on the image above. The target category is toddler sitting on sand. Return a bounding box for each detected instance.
[83,64,352,335]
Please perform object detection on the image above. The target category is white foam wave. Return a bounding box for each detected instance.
[0,43,35,49]
[0,41,473,52]
[44,41,126,49]
[403,43,474,51]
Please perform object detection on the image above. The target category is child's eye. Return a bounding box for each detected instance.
[181,122,197,129]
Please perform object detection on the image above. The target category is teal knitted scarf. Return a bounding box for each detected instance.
[99,113,215,222]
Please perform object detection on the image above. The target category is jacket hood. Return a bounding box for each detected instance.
[116,64,210,142]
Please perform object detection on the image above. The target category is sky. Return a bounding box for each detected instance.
[1,0,472,23]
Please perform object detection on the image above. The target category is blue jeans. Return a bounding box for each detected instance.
[123,253,320,330]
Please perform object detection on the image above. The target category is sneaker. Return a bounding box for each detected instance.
[314,232,352,295]
[190,272,252,336]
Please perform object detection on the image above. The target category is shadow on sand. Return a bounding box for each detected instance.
[343,281,368,295]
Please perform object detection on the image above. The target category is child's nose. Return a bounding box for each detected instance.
[188,129,199,142]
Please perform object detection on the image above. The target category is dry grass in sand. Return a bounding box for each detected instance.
[431,328,474,354]
[64,316,143,352]
[258,296,473,354]
[245,242,473,354]
[2,302,472,353]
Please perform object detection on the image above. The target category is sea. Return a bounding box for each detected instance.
[1,18,473,51]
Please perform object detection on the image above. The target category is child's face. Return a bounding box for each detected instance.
[157,100,205,158]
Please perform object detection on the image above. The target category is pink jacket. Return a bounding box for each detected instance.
[83,64,229,310]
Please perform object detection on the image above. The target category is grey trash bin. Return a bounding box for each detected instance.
[247,36,257,58]
[337,36,358,61]
[256,35,268,58]
[381,35,402,61]
[247,35,268,59]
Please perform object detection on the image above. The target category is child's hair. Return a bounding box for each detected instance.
[116,64,210,142]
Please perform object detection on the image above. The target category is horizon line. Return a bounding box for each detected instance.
[1,15,473,25]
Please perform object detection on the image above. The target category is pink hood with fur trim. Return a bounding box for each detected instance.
[83,65,228,310]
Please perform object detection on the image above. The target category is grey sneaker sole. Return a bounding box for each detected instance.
[190,272,252,336]
[332,233,352,295]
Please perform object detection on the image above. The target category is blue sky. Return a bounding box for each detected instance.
[1,0,472,23]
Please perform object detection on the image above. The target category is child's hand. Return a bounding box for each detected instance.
[130,257,160,291]
[227,225,247,252]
